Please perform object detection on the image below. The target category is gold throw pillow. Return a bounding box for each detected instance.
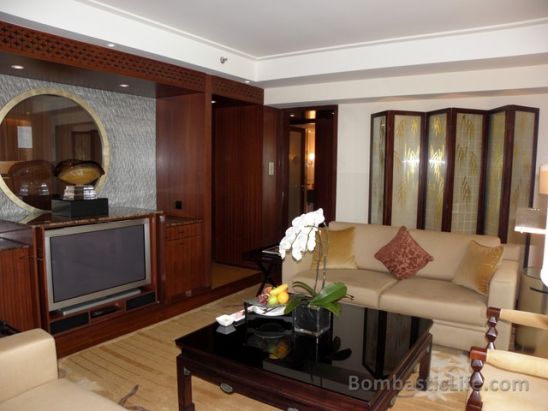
[452,240,503,296]
[310,227,358,269]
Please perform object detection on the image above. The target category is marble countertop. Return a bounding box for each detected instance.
[0,207,162,229]
[165,216,202,226]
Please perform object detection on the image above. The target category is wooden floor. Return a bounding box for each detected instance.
[211,263,260,289]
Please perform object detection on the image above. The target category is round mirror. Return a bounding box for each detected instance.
[0,89,109,211]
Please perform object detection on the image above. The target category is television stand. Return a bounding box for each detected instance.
[49,288,157,335]
[56,289,141,316]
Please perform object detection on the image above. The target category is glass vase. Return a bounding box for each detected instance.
[292,304,331,336]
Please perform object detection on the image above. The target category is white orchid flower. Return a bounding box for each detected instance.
[279,208,325,261]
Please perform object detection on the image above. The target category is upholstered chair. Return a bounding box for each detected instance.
[466,307,548,411]
[0,329,125,410]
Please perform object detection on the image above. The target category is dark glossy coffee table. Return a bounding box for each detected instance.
[175,304,432,411]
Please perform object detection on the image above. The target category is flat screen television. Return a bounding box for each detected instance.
[44,218,151,312]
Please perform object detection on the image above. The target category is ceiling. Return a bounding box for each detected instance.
[81,0,548,58]
[1,0,548,93]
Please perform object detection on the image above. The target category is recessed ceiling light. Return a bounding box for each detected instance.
[289,114,295,117]
[119,83,129,88]
[107,43,116,48]
[211,100,216,104]
[10,65,24,70]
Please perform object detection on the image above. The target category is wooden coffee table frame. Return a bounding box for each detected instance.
[176,327,432,411]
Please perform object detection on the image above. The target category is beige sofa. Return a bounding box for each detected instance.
[282,222,521,351]
[0,329,124,411]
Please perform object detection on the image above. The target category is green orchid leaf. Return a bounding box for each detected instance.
[309,282,347,306]
[283,294,308,314]
[322,301,342,316]
[291,281,317,297]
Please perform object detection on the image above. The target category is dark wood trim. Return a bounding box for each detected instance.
[416,112,427,229]
[210,76,263,105]
[384,112,395,225]
[0,20,205,94]
[477,111,490,234]
[498,107,516,243]
[281,105,338,225]
[466,346,487,411]
[371,110,425,227]
[289,126,306,216]
[486,307,501,349]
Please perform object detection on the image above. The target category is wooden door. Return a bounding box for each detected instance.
[213,104,263,266]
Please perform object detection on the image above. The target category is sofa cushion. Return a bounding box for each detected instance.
[0,378,125,411]
[408,229,501,280]
[374,226,433,279]
[311,227,357,269]
[452,241,503,295]
[379,277,487,326]
[292,268,398,309]
[329,222,401,272]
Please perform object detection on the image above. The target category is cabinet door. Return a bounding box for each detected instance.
[0,247,38,331]
[165,225,204,301]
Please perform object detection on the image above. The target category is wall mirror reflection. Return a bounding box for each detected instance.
[0,89,108,211]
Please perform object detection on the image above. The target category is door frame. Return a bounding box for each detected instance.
[280,105,338,227]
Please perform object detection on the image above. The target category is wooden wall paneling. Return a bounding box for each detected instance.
[156,92,211,288]
[262,106,283,245]
[210,76,264,105]
[213,104,263,266]
[156,93,207,217]
[0,245,37,330]
[0,21,205,95]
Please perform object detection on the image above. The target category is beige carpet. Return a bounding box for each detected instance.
[59,287,469,410]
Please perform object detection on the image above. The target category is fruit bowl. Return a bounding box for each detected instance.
[245,297,286,317]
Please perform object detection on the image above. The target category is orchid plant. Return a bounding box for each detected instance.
[279,208,350,316]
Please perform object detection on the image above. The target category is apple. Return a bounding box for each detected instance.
[267,294,278,306]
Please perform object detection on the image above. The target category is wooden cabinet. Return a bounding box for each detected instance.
[0,243,39,331]
[165,220,205,301]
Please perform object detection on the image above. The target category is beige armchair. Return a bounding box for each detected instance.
[466,308,548,411]
[0,329,124,411]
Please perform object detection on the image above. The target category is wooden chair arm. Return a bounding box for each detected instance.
[487,349,548,379]
[499,309,548,331]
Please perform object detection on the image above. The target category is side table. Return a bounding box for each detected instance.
[0,320,19,338]
[515,268,548,355]
[242,245,281,295]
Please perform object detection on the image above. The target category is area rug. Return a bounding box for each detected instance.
[59,287,470,411]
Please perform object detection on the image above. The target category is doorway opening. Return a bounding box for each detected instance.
[283,106,337,226]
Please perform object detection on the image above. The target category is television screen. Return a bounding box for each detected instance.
[45,219,151,311]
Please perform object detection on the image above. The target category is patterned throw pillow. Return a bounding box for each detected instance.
[374,226,434,280]
[452,240,503,295]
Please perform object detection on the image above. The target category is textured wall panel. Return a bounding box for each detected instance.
[0,74,156,218]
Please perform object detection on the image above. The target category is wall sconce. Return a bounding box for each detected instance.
[307,152,315,165]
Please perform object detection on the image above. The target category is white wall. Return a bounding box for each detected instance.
[336,93,548,224]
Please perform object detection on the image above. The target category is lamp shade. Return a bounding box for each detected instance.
[540,164,548,194]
